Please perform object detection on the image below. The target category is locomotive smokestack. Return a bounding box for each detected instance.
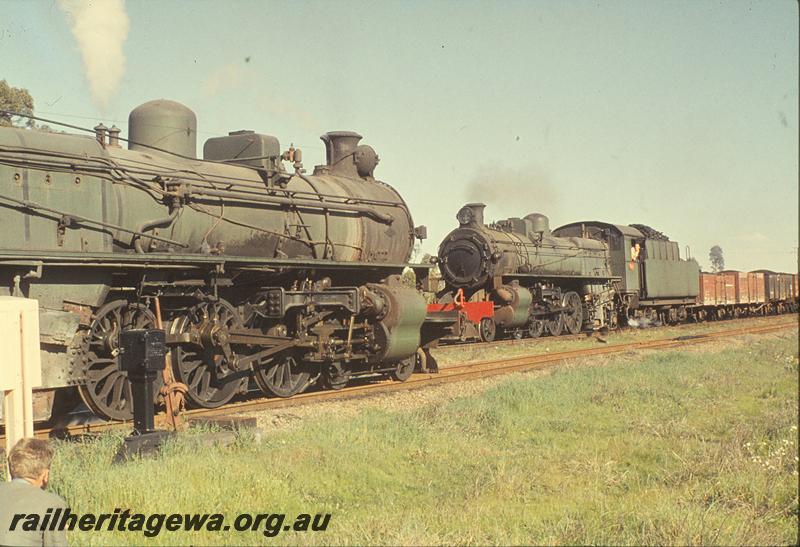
[321,131,362,178]
[457,203,485,226]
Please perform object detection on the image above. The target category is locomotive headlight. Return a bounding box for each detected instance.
[456,206,474,226]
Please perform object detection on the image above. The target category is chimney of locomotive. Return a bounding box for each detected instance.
[320,131,362,178]
[457,203,486,226]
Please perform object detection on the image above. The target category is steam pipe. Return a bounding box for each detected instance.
[133,205,182,253]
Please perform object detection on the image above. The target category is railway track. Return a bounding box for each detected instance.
[435,313,797,352]
[8,316,794,442]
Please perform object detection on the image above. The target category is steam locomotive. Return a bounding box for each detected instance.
[0,99,431,421]
[1,101,795,425]
[434,203,797,341]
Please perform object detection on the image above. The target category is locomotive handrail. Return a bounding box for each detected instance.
[179,186,395,224]
[0,194,189,247]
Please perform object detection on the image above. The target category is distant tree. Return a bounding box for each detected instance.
[0,80,35,128]
[709,245,725,272]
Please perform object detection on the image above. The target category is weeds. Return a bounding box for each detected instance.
[3,332,797,545]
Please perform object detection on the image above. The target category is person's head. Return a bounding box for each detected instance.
[634,242,641,250]
[7,438,54,488]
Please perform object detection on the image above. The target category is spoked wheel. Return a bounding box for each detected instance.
[546,313,564,337]
[562,291,584,335]
[479,317,496,342]
[78,300,162,421]
[527,318,545,338]
[170,299,246,408]
[391,356,415,382]
[254,352,312,397]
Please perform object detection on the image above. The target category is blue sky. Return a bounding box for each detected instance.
[2,0,797,271]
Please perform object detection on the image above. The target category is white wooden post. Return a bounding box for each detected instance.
[0,297,42,480]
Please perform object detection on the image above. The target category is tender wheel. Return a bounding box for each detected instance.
[546,313,564,337]
[391,356,415,382]
[78,300,162,421]
[479,317,496,342]
[527,318,545,338]
[254,352,312,397]
[562,291,584,335]
[170,299,246,408]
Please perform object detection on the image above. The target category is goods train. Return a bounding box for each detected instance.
[0,99,433,422]
[433,203,798,341]
[1,102,796,426]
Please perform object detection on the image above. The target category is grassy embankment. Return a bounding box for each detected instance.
[3,330,797,545]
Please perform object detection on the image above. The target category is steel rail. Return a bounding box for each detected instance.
[6,317,793,441]
[435,312,797,352]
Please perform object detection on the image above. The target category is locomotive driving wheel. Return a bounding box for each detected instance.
[170,299,246,408]
[78,300,162,421]
[562,291,584,335]
[546,312,564,336]
[253,352,311,397]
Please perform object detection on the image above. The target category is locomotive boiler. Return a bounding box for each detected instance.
[435,203,618,340]
[0,99,429,421]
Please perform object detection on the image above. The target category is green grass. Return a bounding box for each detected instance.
[4,331,798,545]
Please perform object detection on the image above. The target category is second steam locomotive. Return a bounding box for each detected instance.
[433,203,797,342]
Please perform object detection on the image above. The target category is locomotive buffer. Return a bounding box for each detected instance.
[113,329,173,462]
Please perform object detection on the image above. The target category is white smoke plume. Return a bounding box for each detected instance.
[57,0,130,109]
[626,317,661,329]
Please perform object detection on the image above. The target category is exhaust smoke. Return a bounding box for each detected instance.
[57,0,130,109]
[627,317,662,329]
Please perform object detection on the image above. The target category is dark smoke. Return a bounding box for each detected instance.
[464,164,556,210]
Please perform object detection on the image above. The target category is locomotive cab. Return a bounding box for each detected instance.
[552,221,643,294]
[553,221,700,322]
